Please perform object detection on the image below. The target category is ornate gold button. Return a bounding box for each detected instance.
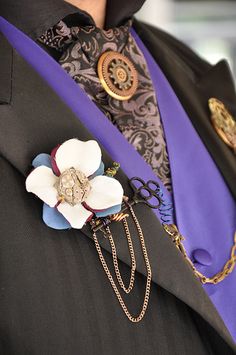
[209,98,236,152]
[97,51,138,101]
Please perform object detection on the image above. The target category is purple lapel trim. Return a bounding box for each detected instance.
[131,29,236,340]
[0,16,173,224]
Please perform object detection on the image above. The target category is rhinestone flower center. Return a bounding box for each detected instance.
[55,168,91,206]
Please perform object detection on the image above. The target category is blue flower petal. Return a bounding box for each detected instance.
[32,153,52,169]
[43,203,71,230]
[90,161,105,179]
[95,204,122,218]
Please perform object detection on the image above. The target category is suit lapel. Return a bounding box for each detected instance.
[0,19,235,349]
[134,20,236,201]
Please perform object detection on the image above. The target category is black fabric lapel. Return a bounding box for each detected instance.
[133,20,236,201]
[0,32,235,350]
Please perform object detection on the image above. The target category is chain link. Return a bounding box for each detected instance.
[163,224,236,284]
[93,205,152,323]
[106,217,136,294]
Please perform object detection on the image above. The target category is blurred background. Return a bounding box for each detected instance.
[137,0,236,80]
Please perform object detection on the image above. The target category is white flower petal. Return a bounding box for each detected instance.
[85,176,123,210]
[26,166,58,207]
[55,139,101,176]
[57,203,92,229]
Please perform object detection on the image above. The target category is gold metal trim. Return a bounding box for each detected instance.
[209,98,236,151]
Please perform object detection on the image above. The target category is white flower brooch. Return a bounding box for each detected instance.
[26,138,124,230]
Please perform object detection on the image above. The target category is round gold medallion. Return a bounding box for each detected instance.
[209,98,236,151]
[97,51,138,101]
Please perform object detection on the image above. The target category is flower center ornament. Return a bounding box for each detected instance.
[55,168,91,206]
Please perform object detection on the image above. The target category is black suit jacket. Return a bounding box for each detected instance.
[0,19,235,354]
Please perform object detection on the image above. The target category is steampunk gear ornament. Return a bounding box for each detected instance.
[97,51,138,101]
[54,168,91,206]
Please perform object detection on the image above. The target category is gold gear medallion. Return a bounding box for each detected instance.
[97,51,138,101]
[209,98,236,151]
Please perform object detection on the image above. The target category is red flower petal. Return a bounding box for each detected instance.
[82,202,105,213]
[51,144,61,176]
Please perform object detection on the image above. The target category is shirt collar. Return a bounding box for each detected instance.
[0,0,145,40]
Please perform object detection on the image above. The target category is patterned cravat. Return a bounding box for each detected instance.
[39,20,172,190]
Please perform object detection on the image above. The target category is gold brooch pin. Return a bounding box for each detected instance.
[97,51,138,101]
[209,98,236,153]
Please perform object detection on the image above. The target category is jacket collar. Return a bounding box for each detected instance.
[0,18,235,350]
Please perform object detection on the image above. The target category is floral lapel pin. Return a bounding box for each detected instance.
[26,138,124,230]
[25,138,166,322]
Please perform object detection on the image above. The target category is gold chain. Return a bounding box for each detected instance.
[163,224,236,284]
[93,205,152,322]
[107,217,136,294]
